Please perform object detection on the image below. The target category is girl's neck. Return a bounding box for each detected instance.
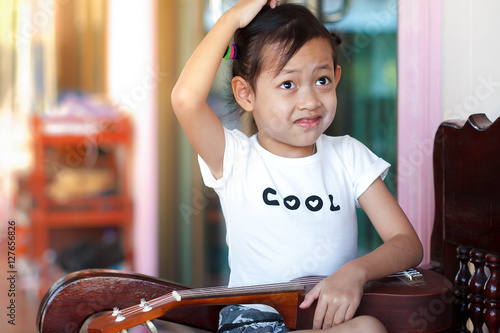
[256,134,317,158]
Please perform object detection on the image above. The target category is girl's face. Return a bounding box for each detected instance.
[247,37,341,158]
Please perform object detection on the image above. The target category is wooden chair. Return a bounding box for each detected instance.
[37,268,452,332]
[429,113,500,332]
[44,115,500,332]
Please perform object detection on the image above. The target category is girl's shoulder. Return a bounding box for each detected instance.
[319,134,385,168]
[319,133,366,153]
[224,127,254,152]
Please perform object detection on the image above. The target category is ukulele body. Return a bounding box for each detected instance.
[294,270,453,331]
[37,268,452,333]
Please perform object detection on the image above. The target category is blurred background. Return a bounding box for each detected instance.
[1,0,499,332]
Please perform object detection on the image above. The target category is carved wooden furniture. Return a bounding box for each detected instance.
[430,114,500,332]
[36,269,221,333]
[39,114,500,332]
[37,268,451,333]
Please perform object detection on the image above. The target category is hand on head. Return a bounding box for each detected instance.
[229,0,282,29]
[267,0,280,8]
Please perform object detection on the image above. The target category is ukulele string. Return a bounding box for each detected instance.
[110,272,417,321]
[108,275,339,325]
[107,272,421,328]
[387,269,424,282]
[117,279,313,321]
[175,280,309,299]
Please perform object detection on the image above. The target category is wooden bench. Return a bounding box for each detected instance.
[429,113,500,332]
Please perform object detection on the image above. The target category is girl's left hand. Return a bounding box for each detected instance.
[267,0,280,8]
[299,264,366,329]
[228,0,281,30]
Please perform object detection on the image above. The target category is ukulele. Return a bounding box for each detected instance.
[38,268,452,333]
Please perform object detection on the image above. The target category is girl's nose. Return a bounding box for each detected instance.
[297,87,321,110]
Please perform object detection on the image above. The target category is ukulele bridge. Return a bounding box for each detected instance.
[389,268,427,286]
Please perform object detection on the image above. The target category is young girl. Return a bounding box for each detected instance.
[171,1,423,332]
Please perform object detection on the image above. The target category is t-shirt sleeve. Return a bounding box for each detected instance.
[198,127,246,190]
[343,136,391,207]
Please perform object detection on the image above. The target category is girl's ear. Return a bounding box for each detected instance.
[232,76,255,112]
[334,65,342,87]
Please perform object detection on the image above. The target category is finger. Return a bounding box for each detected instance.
[333,303,349,325]
[299,295,314,309]
[322,304,336,329]
[344,303,358,322]
[312,300,328,330]
[299,287,320,309]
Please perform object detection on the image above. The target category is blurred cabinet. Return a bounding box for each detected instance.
[29,115,133,274]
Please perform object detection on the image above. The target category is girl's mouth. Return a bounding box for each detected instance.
[294,116,322,129]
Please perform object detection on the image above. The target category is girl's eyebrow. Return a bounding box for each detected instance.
[279,64,333,76]
[314,64,333,71]
[279,68,299,75]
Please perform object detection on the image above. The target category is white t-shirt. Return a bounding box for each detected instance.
[199,128,390,288]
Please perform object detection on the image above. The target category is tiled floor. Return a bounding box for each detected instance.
[0,238,208,333]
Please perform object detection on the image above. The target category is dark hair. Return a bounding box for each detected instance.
[227,4,342,134]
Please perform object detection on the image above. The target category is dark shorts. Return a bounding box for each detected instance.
[217,305,291,333]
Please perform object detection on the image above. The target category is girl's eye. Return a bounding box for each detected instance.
[316,77,331,86]
[280,81,295,90]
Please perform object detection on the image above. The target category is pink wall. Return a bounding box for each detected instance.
[108,0,159,276]
[397,0,442,265]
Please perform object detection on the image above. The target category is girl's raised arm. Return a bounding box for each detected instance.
[171,0,279,179]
